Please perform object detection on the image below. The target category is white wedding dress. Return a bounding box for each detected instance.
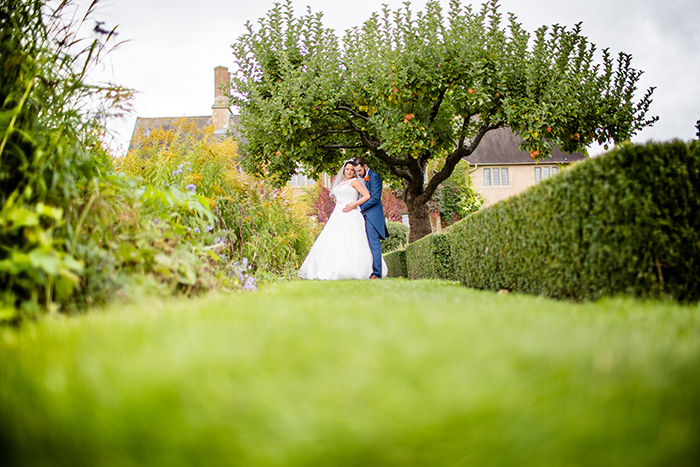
[299,179,386,280]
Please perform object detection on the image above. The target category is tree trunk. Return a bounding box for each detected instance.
[406,198,432,243]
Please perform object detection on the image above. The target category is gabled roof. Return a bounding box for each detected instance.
[127,115,243,152]
[467,127,588,165]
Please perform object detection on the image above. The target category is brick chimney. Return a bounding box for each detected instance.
[212,66,232,132]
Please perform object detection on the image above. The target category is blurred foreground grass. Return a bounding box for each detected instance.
[1,280,699,466]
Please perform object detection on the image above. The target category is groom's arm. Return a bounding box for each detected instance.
[360,174,382,211]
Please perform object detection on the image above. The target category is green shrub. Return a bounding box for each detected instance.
[384,250,407,278]
[381,221,409,253]
[406,233,454,280]
[451,140,700,302]
[431,160,484,227]
[0,0,132,319]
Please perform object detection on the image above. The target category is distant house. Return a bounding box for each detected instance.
[466,127,587,207]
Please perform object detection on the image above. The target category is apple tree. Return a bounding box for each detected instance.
[229,0,658,242]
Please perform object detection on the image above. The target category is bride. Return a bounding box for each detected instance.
[299,160,386,280]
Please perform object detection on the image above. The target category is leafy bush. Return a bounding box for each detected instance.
[383,250,407,278]
[0,0,132,319]
[430,160,484,227]
[406,233,454,280]
[118,119,316,276]
[381,221,409,253]
[451,141,700,302]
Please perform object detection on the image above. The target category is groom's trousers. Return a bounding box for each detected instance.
[365,221,383,278]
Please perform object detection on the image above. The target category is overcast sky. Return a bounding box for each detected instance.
[90,0,700,156]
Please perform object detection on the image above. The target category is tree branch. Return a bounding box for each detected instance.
[429,87,447,124]
[420,120,499,203]
[359,133,411,167]
[335,105,370,121]
[457,114,472,152]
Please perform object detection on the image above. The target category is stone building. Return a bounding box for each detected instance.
[127,66,242,151]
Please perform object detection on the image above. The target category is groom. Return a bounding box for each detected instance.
[350,157,389,279]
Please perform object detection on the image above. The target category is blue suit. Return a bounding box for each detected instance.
[360,169,389,277]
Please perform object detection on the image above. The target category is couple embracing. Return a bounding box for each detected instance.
[299,157,389,280]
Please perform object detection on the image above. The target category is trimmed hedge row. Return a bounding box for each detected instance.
[384,250,407,278]
[406,232,454,280]
[450,141,700,302]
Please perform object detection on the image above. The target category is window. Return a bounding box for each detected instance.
[501,168,509,186]
[535,166,560,184]
[484,167,509,187]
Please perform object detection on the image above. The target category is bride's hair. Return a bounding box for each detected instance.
[329,159,359,202]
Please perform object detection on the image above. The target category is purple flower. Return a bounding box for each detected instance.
[242,257,249,269]
[243,277,257,291]
[194,227,201,234]
[206,225,214,232]
[172,169,183,176]
[185,184,196,192]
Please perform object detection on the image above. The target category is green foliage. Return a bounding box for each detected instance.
[430,160,484,226]
[380,221,409,253]
[0,0,132,319]
[383,249,407,278]
[1,2,270,321]
[118,118,316,277]
[70,172,242,309]
[2,281,699,466]
[406,232,454,280]
[230,0,657,241]
[451,140,700,302]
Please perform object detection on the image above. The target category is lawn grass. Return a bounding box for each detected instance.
[1,280,699,466]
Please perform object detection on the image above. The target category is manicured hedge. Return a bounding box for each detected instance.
[384,250,407,278]
[381,221,409,253]
[451,140,700,302]
[406,232,454,280]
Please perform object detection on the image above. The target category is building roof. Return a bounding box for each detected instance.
[127,114,243,152]
[467,127,588,165]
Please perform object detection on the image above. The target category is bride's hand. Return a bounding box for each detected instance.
[342,203,355,213]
